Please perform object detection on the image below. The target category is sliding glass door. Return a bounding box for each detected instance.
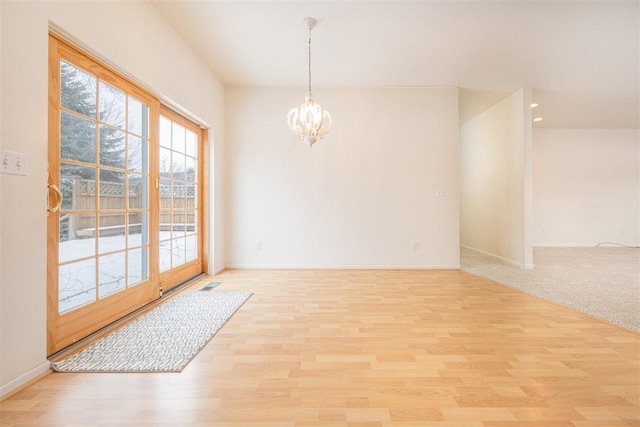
[157,107,205,292]
[47,35,205,355]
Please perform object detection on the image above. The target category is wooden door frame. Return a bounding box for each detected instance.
[47,35,209,355]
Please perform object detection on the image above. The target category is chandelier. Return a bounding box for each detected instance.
[287,17,332,148]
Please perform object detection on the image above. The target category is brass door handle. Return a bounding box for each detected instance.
[48,184,63,213]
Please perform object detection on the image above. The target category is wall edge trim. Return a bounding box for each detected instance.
[0,361,51,399]
[461,245,527,268]
[224,264,461,270]
[533,243,640,248]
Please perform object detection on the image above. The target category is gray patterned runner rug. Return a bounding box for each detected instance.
[51,291,252,372]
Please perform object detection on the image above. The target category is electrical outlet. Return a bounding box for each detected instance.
[412,242,419,251]
[1,150,28,176]
[436,188,445,197]
[256,241,262,250]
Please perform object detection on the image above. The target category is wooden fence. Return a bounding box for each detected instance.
[62,177,196,239]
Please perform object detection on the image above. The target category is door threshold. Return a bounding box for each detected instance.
[48,273,208,362]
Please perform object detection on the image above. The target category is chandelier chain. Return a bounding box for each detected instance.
[308,28,312,95]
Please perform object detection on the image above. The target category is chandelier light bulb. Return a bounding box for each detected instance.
[287,17,332,147]
[288,95,332,147]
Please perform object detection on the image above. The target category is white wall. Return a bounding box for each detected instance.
[460,89,533,267]
[0,0,225,395]
[0,0,4,390]
[225,87,460,268]
[533,129,640,246]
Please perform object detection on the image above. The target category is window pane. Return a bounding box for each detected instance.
[60,60,96,119]
[99,169,126,209]
[98,213,126,254]
[99,125,125,169]
[128,174,147,209]
[172,152,185,180]
[60,214,96,262]
[160,212,170,234]
[172,210,186,237]
[185,129,197,157]
[186,156,197,183]
[172,182,186,210]
[186,209,197,235]
[59,258,96,313]
[159,116,171,148]
[128,96,149,137]
[159,147,172,176]
[172,122,186,153]
[99,81,125,128]
[98,252,126,298]
[187,183,197,209]
[159,179,171,211]
[60,163,95,211]
[186,235,197,262]
[128,212,148,248]
[61,111,96,164]
[128,136,147,173]
[159,239,171,272]
[128,247,148,287]
[171,237,186,268]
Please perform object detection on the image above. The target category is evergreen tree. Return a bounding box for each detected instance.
[60,60,125,181]
[60,61,126,209]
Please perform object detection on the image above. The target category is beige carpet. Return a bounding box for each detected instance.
[461,246,640,332]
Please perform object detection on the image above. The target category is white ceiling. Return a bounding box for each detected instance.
[150,1,639,128]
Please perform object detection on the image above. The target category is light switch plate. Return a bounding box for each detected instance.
[436,188,446,197]
[1,150,28,176]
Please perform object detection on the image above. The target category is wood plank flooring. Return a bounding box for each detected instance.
[1,269,638,426]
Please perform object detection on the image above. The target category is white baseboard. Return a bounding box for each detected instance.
[212,264,226,275]
[461,245,529,269]
[225,264,461,270]
[0,360,50,398]
[534,243,596,248]
[534,243,640,248]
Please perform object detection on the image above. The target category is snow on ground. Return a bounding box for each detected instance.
[59,231,197,313]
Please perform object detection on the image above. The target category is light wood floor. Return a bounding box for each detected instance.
[1,269,638,426]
